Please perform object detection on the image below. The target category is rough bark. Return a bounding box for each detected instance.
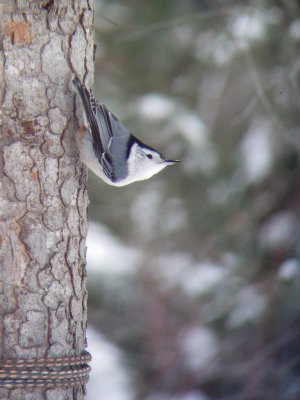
[0,1,94,399]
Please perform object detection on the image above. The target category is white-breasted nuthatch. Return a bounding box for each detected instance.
[73,77,179,187]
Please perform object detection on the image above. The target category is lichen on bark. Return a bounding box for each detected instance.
[0,1,94,398]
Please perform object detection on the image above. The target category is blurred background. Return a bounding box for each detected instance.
[86,1,300,399]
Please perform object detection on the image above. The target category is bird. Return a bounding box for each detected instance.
[72,76,179,187]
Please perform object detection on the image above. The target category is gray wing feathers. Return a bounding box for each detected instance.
[106,110,131,180]
[73,77,130,182]
[95,105,112,149]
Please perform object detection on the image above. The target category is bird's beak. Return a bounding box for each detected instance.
[164,159,180,165]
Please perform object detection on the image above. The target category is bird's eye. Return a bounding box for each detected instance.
[146,154,153,159]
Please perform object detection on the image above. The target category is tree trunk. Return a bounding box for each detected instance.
[0,1,94,399]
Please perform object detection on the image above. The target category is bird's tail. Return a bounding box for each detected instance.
[72,77,92,118]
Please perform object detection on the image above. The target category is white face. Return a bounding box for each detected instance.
[127,143,174,183]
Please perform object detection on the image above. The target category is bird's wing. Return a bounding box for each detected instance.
[73,78,130,182]
[96,105,131,181]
